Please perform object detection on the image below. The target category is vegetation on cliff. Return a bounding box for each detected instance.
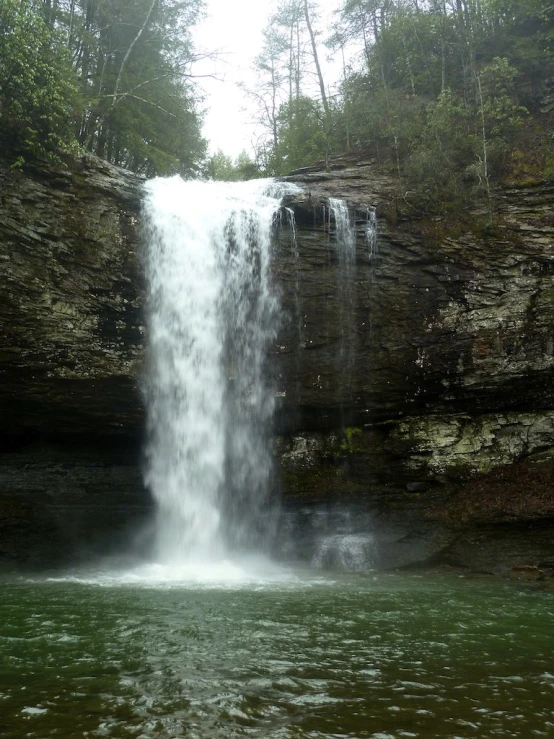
[0,0,206,175]
[246,0,554,212]
[2,0,554,202]
[0,1,79,164]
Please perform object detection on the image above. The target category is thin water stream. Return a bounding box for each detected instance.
[1,571,552,738]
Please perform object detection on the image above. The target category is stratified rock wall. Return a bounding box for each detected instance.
[273,161,554,573]
[277,164,554,424]
[0,157,144,440]
[0,157,148,568]
[1,154,553,573]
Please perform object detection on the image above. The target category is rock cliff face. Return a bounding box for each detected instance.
[273,160,554,574]
[1,154,553,574]
[0,157,143,439]
[0,157,148,568]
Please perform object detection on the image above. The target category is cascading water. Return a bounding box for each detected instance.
[328,198,357,404]
[142,176,299,565]
[312,533,376,571]
[324,201,378,410]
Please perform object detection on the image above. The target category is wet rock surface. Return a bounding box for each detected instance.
[0,441,151,570]
[0,156,147,569]
[0,156,144,439]
[1,153,553,573]
[275,159,554,573]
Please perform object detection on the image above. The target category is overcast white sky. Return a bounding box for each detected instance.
[193,0,347,158]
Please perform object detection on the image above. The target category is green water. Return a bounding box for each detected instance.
[1,569,552,738]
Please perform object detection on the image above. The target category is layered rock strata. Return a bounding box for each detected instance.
[1,154,553,573]
[0,157,148,568]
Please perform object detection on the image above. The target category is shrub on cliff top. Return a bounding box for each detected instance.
[0,0,80,162]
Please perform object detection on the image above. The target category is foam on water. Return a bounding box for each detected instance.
[39,560,334,590]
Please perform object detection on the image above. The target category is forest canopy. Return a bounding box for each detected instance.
[2,0,554,202]
[0,0,207,176]
[243,0,554,210]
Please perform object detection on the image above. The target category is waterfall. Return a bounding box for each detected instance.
[142,176,299,565]
[327,198,358,410]
[326,200,377,410]
[312,533,376,571]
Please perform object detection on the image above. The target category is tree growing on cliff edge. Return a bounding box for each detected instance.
[0,0,207,175]
[67,0,207,175]
[312,0,550,213]
[244,0,343,175]
[0,0,79,162]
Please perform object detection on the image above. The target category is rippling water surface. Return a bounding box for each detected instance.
[1,568,552,738]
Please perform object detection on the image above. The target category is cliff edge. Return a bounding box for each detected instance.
[1,154,553,575]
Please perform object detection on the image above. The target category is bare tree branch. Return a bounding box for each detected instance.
[111,0,158,109]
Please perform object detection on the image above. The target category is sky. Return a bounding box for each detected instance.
[193,0,347,159]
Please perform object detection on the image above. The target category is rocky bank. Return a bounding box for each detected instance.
[1,153,553,575]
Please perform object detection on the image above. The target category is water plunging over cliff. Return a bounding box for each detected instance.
[142,177,299,565]
[328,198,357,404]
[324,198,376,412]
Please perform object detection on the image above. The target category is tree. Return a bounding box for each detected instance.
[69,0,207,175]
[206,150,237,181]
[243,28,291,156]
[245,1,309,169]
[303,0,330,119]
[273,96,327,173]
[247,0,340,173]
[1,0,208,174]
[404,89,474,210]
[234,151,262,180]
[0,0,79,161]
[206,150,262,181]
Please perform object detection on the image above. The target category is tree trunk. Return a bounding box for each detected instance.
[295,20,301,102]
[271,60,279,150]
[303,0,330,119]
[289,20,294,110]
[440,0,447,92]
[111,0,158,109]
[476,72,493,225]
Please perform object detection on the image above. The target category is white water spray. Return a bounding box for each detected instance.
[142,176,299,565]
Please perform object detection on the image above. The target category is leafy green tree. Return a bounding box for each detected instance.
[0,0,79,161]
[234,151,262,180]
[0,0,207,174]
[206,150,237,181]
[69,0,207,175]
[404,89,474,210]
[478,57,528,170]
[206,150,262,182]
[273,96,327,174]
[247,0,342,173]
[402,58,528,213]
